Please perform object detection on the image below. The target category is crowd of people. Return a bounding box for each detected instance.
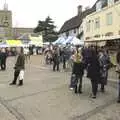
[44,44,120,103]
[0,44,120,103]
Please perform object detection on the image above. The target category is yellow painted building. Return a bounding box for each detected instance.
[84,0,120,46]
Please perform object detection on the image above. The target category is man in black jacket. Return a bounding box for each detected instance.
[116,46,120,103]
[52,47,60,71]
[0,48,7,71]
[10,47,25,86]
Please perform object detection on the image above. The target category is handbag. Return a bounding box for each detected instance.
[69,74,77,88]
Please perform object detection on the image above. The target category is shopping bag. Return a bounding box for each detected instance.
[19,70,24,80]
[116,64,120,73]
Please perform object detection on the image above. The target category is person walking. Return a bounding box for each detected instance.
[71,46,84,94]
[52,47,60,71]
[10,47,25,86]
[98,49,110,92]
[116,46,120,103]
[87,48,100,98]
[0,48,7,71]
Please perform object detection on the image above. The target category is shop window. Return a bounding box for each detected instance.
[86,20,91,32]
[86,37,90,40]
[94,34,100,38]
[105,32,113,36]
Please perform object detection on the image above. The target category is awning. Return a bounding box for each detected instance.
[0,43,9,48]
[6,40,23,47]
[29,35,43,47]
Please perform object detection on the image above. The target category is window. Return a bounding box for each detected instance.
[86,20,91,32]
[119,30,120,35]
[95,18,100,29]
[108,0,114,5]
[74,29,76,33]
[66,31,69,37]
[86,37,91,40]
[106,12,113,25]
[96,1,102,12]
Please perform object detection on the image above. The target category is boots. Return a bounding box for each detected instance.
[18,80,23,86]
[74,85,77,94]
[9,81,16,85]
[9,78,17,85]
[117,99,120,103]
[78,84,82,94]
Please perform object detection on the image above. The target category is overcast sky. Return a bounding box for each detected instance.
[0,0,96,30]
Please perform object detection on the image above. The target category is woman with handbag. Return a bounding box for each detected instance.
[98,50,110,92]
[71,46,84,94]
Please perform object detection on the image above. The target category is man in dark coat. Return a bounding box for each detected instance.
[116,46,120,103]
[10,47,25,86]
[52,47,60,71]
[0,48,7,71]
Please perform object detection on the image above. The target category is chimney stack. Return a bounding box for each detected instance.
[78,5,82,15]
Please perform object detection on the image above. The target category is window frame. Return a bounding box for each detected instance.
[106,12,113,25]
[95,17,100,29]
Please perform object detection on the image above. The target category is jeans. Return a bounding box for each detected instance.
[63,58,66,69]
[53,61,59,71]
[1,60,6,70]
[74,75,83,93]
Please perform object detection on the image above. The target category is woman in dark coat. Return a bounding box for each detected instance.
[87,48,100,98]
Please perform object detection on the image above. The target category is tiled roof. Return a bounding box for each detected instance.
[59,9,92,33]
[59,0,108,34]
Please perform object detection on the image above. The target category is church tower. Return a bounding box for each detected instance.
[3,0,8,11]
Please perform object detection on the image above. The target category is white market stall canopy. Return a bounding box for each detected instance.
[70,37,84,45]
[62,36,73,45]
[0,43,9,48]
[53,37,66,44]
[62,36,84,45]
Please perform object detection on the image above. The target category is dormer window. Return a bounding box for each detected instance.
[96,1,102,12]
[108,0,114,5]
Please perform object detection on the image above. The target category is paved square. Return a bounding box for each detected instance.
[0,56,119,120]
